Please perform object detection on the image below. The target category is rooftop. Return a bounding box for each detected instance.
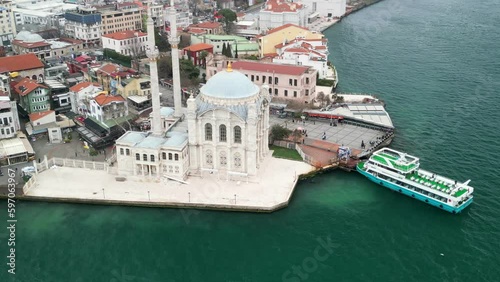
[263,0,304,12]
[102,30,147,40]
[189,22,221,29]
[29,110,54,122]
[93,94,125,106]
[258,24,310,38]
[232,61,310,76]
[0,54,44,73]
[183,43,213,52]
[13,78,47,96]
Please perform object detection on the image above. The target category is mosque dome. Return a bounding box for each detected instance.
[15,29,44,43]
[200,64,259,100]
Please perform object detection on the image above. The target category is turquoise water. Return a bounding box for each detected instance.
[2,0,500,280]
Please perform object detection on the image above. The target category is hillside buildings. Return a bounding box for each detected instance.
[11,29,83,60]
[259,0,307,33]
[191,34,258,55]
[64,6,102,48]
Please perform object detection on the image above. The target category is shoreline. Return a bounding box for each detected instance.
[320,0,386,32]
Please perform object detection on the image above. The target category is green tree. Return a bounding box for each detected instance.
[269,124,291,144]
[199,50,209,68]
[226,44,233,58]
[222,42,227,56]
[217,9,237,34]
[155,27,170,52]
[235,44,238,58]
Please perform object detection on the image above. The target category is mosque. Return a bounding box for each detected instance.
[115,2,270,181]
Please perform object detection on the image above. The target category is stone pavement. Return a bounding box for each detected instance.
[24,156,314,212]
[270,115,385,151]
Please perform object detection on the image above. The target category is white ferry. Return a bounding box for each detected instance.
[356,148,473,213]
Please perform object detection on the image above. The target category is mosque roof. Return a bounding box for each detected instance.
[14,29,44,43]
[116,131,188,149]
[200,68,259,99]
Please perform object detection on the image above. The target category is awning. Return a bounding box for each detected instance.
[0,138,28,159]
[128,95,150,104]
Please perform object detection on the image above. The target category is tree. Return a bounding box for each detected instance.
[226,44,233,58]
[235,44,238,58]
[217,9,237,34]
[199,51,209,68]
[155,27,170,52]
[316,92,325,107]
[269,124,291,144]
[221,42,227,56]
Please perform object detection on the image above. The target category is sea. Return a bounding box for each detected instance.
[2,0,500,281]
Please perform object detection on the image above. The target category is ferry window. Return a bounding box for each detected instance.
[136,153,140,160]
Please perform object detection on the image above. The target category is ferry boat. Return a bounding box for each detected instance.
[356,148,473,213]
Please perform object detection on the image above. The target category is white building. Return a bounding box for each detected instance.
[147,3,165,28]
[259,0,308,33]
[69,81,104,116]
[0,0,17,47]
[301,0,347,18]
[102,30,148,57]
[167,10,193,28]
[89,93,128,123]
[0,94,20,139]
[64,6,101,48]
[273,37,334,79]
[115,64,271,180]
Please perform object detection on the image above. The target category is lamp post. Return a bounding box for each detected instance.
[102,188,105,199]
[148,191,151,202]
[234,194,236,205]
[188,192,191,203]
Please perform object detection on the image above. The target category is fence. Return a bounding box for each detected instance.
[295,145,318,166]
[22,174,37,195]
[34,157,109,174]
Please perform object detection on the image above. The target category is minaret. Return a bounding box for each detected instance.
[145,2,162,136]
[168,0,182,117]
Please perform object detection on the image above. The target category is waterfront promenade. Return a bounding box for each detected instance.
[22,155,314,212]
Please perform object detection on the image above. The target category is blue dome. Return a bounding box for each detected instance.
[201,70,259,99]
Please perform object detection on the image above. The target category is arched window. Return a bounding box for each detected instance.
[125,149,130,156]
[205,123,212,141]
[234,153,242,168]
[151,155,155,162]
[220,151,227,167]
[162,152,167,160]
[136,153,140,160]
[168,153,172,160]
[219,124,227,142]
[32,75,37,80]
[143,154,147,161]
[234,126,241,143]
[174,153,179,161]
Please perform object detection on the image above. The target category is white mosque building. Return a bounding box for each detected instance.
[115,63,270,180]
[114,2,270,181]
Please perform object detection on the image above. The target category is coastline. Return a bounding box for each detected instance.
[319,0,386,32]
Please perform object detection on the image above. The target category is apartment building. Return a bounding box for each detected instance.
[256,24,324,57]
[102,30,147,57]
[0,0,16,47]
[89,93,128,123]
[100,3,142,35]
[259,0,308,33]
[64,6,102,48]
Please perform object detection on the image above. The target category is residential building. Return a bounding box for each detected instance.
[0,53,45,82]
[64,6,102,48]
[146,2,165,28]
[191,34,256,55]
[89,93,128,123]
[0,0,16,47]
[256,24,324,57]
[273,37,334,79]
[0,74,11,97]
[258,0,307,33]
[207,60,318,103]
[100,3,142,35]
[301,0,347,18]
[172,10,193,28]
[13,77,51,114]
[69,81,103,115]
[0,92,20,139]
[12,29,84,60]
[182,43,213,67]
[110,75,152,112]
[187,22,223,35]
[94,63,138,93]
[102,30,147,57]
[44,79,71,114]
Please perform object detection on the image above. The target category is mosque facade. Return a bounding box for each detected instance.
[115,1,270,181]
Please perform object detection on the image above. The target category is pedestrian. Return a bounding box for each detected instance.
[15,167,18,172]
[75,152,78,157]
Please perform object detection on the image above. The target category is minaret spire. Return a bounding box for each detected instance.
[145,1,163,136]
[168,0,182,117]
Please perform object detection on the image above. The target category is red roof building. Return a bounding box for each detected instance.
[183,43,214,67]
[0,54,45,82]
[188,22,223,35]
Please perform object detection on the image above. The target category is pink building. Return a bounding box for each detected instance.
[206,60,317,103]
